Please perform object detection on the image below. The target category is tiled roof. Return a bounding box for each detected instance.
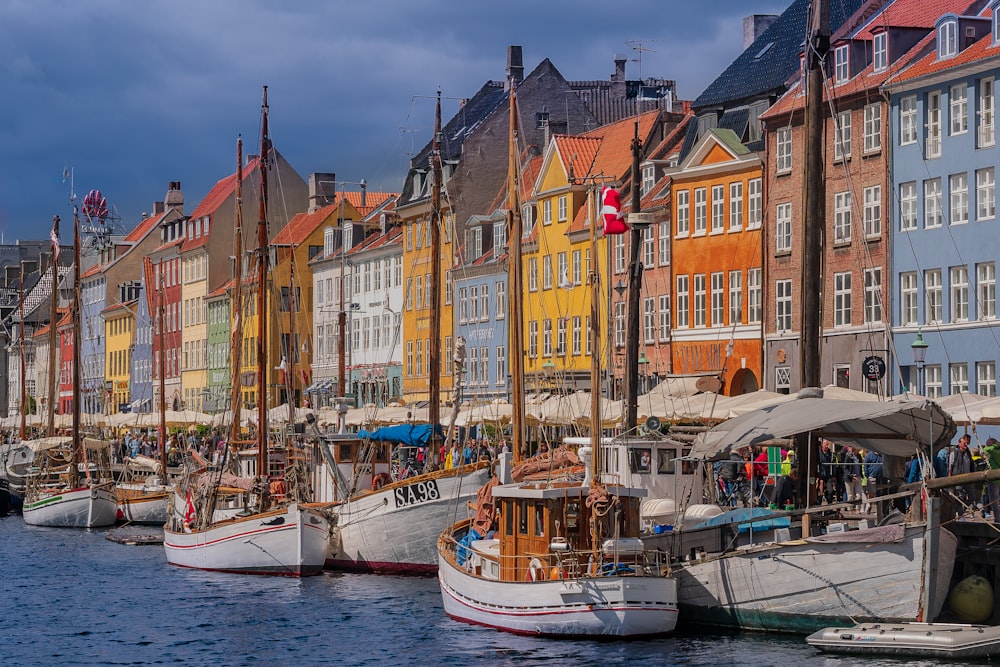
[764,0,983,119]
[189,157,261,220]
[344,191,397,218]
[888,8,997,83]
[208,276,237,298]
[272,203,337,247]
[694,0,865,109]
[122,213,162,243]
[31,308,69,339]
[102,299,136,316]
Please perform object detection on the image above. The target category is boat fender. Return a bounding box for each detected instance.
[549,566,563,580]
[949,575,994,623]
[526,557,546,581]
[372,473,391,491]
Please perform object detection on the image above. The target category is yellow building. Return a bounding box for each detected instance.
[104,300,135,413]
[180,238,209,412]
[525,111,663,391]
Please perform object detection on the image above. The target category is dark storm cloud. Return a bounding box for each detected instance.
[0,0,788,241]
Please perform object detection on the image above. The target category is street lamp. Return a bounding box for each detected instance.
[911,329,929,395]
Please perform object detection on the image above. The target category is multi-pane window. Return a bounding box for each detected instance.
[951,84,968,135]
[641,164,655,196]
[557,252,568,287]
[528,321,538,358]
[835,44,849,83]
[480,284,489,321]
[834,271,852,327]
[776,279,792,331]
[951,265,969,322]
[613,235,625,273]
[748,268,762,323]
[496,346,505,384]
[863,185,881,238]
[543,319,554,356]
[873,32,888,72]
[950,362,968,395]
[776,128,792,173]
[924,178,942,228]
[643,225,656,267]
[711,185,725,232]
[658,295,670,341]
[571,316,581,355]
[542,256,553,289]
[676,190,690,236]
[978,262,996,319]
[977,167,995,220]
[458,287,468,323]
[557,317,567,355]
[710,272,724,326]
[729,181,743,230]
[900,95,917,145]
[694,187,707,234]
[927,91,941,158]
[926,269,943,324]
[614,303,625,347]
[901,272,918,325]
[925,364,942,399]
[978,77,995,148]
[658,223,670,265]
[834,110,851,160]
[977,362,996,396]
[469,285,479,321]
[834,191,852,243]
[939,20,957,58]
[571,250,582,284]
[676,275,689,328]
[643,297,656,343]
[864,103,881,153]
[864,267,882,324]
[528,258,538,291]
[900,181,917,231]
[543,199,552,225]
[496,281,506,319]
[557,195,567,222]
[950,172,968,225]
[729,270,742,324]
[693,274,706,327]
[748,178,762,228]
[775,203,791,253]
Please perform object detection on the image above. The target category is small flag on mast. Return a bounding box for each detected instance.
[601,186,628,235]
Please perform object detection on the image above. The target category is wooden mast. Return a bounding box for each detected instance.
[286,260,297,427]
[588,188,603,478]
[70,204,83,486]
[507,82,526,464]
[256,86,271,505]
[428,89,443,465]
[229,137,245,448]
[18,265,26,441]
[796,0,829,504]
[623,122,643,432]
[157,261,167,476]
[47,215,59,437]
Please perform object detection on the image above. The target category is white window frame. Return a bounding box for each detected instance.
[747,178,762,229]
[776,279,792,331]
[835,44,850,83]
[926,364,942,399]
[927,91,942,158]
[926,269,943,324]
[951,83,968,135]
[834,191,852,244]
[864,103,882,154]
[864,267,882,324]
[557,195,567,222]
[693,187,707,235]
[711,184,725,233]
[924,178,942,228]
[900,181,917,231]
[978,77,995,148]
[834,271,852,327]
[676,190,690,236]
[676,275,689,328]
[978,361,997,396]
[748,268,762,324]
[951,265,969,322]
[900,95,917,145]
[977,167,995,220]
[775,202,792,253]
[978,261,996,320]
[901,272,918,326]
[693,274,706,328]
[950,172,969,225]
[776,128,792,173]
[950,362,968,395]
[710,272,724,326]
[834,110,852,161]
[939,20,957,59]
[873,32,888,72]
[863,185,881,238]
[729,181,743,230]
[729,270,742,324]
[658,295,671,342]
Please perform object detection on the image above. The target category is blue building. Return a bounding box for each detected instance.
[454,211,509,404]
[131,282,154,414]
[888,7,1000,398]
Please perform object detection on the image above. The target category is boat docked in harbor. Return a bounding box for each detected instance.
[162,90,330,576]
[806,622,1000,659]
[115,455,169,525]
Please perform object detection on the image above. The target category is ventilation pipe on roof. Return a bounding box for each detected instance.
[360,179,367,208]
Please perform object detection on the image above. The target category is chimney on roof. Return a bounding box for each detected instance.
[360,179,367,208]
[506,45,524,90]
[612,54,627,96]
[153,201,165,215]
[743,14,778,49]
[308,172,337,214]
[164,181,184,215]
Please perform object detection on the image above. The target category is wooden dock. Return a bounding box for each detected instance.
[105,530,163,546]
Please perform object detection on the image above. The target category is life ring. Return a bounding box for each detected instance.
[372,473,391,491]
[526,557,546,582]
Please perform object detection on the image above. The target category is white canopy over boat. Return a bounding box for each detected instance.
[690,388,956,461]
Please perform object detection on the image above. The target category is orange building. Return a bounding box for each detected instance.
[667,128,764,395]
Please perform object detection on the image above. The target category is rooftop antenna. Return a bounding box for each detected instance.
[625,39,660,82]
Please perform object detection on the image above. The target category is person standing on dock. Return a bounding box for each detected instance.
[949,434,976,510]
[843,446,862,504]
[982,438,1000,525]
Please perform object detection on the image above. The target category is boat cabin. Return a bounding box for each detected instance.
[490,481,646,582]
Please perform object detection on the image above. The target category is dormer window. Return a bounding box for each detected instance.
[994,2,1000,45]
[466,226,482,263]
[873,32,888,72]
[939,19,958,58]
[835,44,850,83]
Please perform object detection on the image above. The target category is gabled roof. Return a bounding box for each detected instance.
[887,5,997,84]
[694,0,865,109]
[189,157,261,220]
[122,213,162,243]
[272,201,341,247]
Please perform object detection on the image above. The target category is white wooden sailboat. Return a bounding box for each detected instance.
[115,455,169,525]
[322,91,491,574]
[162,89,330,576]
[436,84,678,637]
[22,211,117,528]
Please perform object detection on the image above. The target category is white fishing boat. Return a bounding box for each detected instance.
[163,501,330,576]
[651,391,960,633]
[162,90,329,576]
[807,622,1000,659]
[115,455,169,524]
[437,83,678,637]
[22,212,117,529]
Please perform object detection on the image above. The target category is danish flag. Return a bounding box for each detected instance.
[601,186,628,235]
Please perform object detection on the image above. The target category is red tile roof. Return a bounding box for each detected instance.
[189,157,261,220]
[890,16,997,83]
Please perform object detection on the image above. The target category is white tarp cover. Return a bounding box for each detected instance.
[690,391,956,461]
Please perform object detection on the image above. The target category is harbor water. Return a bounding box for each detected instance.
[0,516,951,666]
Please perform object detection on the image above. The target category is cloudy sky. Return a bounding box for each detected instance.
[1,0,789,243]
